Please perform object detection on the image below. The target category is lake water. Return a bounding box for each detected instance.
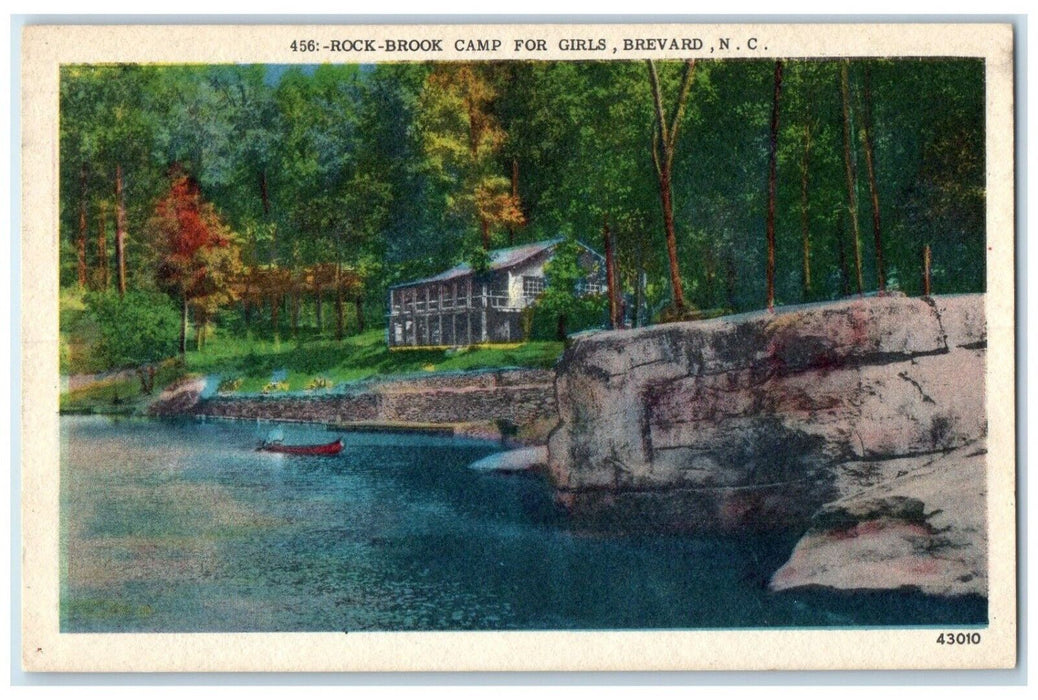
[60,416,985,632]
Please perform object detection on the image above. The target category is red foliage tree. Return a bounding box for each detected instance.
[148,167,242,354]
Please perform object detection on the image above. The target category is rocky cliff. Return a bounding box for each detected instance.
[548,294,986,595]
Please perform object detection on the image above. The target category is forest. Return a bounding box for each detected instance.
[58,58,985,382]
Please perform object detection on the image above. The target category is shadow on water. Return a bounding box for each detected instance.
[771,587,987,628]
[60,415,986,632]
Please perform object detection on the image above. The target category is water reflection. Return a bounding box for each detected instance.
[60,415,985,632]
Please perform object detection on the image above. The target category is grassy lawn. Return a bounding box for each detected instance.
[60,377,143,414]
[60,361,185,414]
[187,328,564,394]
[61,287,565,408]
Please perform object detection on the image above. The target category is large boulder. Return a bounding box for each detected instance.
[548,294,986,533]
[147,376,207,416]
[770,441,987,596]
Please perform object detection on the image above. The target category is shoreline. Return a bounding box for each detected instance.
[145,368,559,446]
[61,410,527,444]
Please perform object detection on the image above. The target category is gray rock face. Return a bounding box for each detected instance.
[548,295,986,538]
[147,376,207,416]
[771,441,987,597]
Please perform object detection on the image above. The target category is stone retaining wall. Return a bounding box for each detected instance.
[185,368,556,427]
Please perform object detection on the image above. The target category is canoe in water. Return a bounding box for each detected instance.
[258,438,343,455]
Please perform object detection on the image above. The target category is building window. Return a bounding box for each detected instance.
[576,278,604,295]
[523,276,546,297]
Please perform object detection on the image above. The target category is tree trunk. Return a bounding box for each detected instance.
[647,59,696,315]
[659,173,685,312]
[355,298,365,334]
[334,232,346,339]
[923,244,932,297]
[839,62,864,296]
[271,294,280,339]
[837,212,851,297]
[291,290,300,337]
[634,246,645,328]
[508,158,519,245]
[179,294,188,356]
[136,366,155,395]
[479,217,491,251]
[335,283,345,341]
[800,123,813,301]
[115,164,128,298]
[96,204,108,289]
[195,312,204,352]
[556,313,567,341]
[724,255,737,311]
[464,95,493,251]
[704,246,716,308]
[860,65,885,292]
[766,60,783,311]
[259,169,271,218]
[604,216,619,329]
[77,163,88,288]
[315,288,323,331]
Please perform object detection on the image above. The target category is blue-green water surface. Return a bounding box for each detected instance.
[60,416,985,632]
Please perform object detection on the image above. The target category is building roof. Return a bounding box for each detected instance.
[390,238,565,290]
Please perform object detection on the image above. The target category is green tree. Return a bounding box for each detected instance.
[647,59,698,315]
[87,291,180,393]
[765,60,784,310]
[206,65,283,232]
[571,62,659,325]
[531,239,607,340]
[58,56,986,343]
[505,62,659,324]
[673,59,766,312]
[59,67,102,289]
[418,63,525,251]
[839,60,865,296]
[880,59,985,294]
[274,65,390,338]
[60,65,164,295]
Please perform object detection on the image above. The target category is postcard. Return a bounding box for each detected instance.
[20,21,1016,671]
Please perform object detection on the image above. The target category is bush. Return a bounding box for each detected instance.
[217,377,243,394]
[86,291,180,393]
[527,239,609,340]
[306,376,333,390]
[528,294,608,340]
[87,291,180,367]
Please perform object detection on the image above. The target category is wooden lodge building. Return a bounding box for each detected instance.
[387,238,606,348]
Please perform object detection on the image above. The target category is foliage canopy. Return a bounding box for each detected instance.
[60,58,986,372]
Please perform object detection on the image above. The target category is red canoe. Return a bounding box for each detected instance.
[258,438,343,455]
